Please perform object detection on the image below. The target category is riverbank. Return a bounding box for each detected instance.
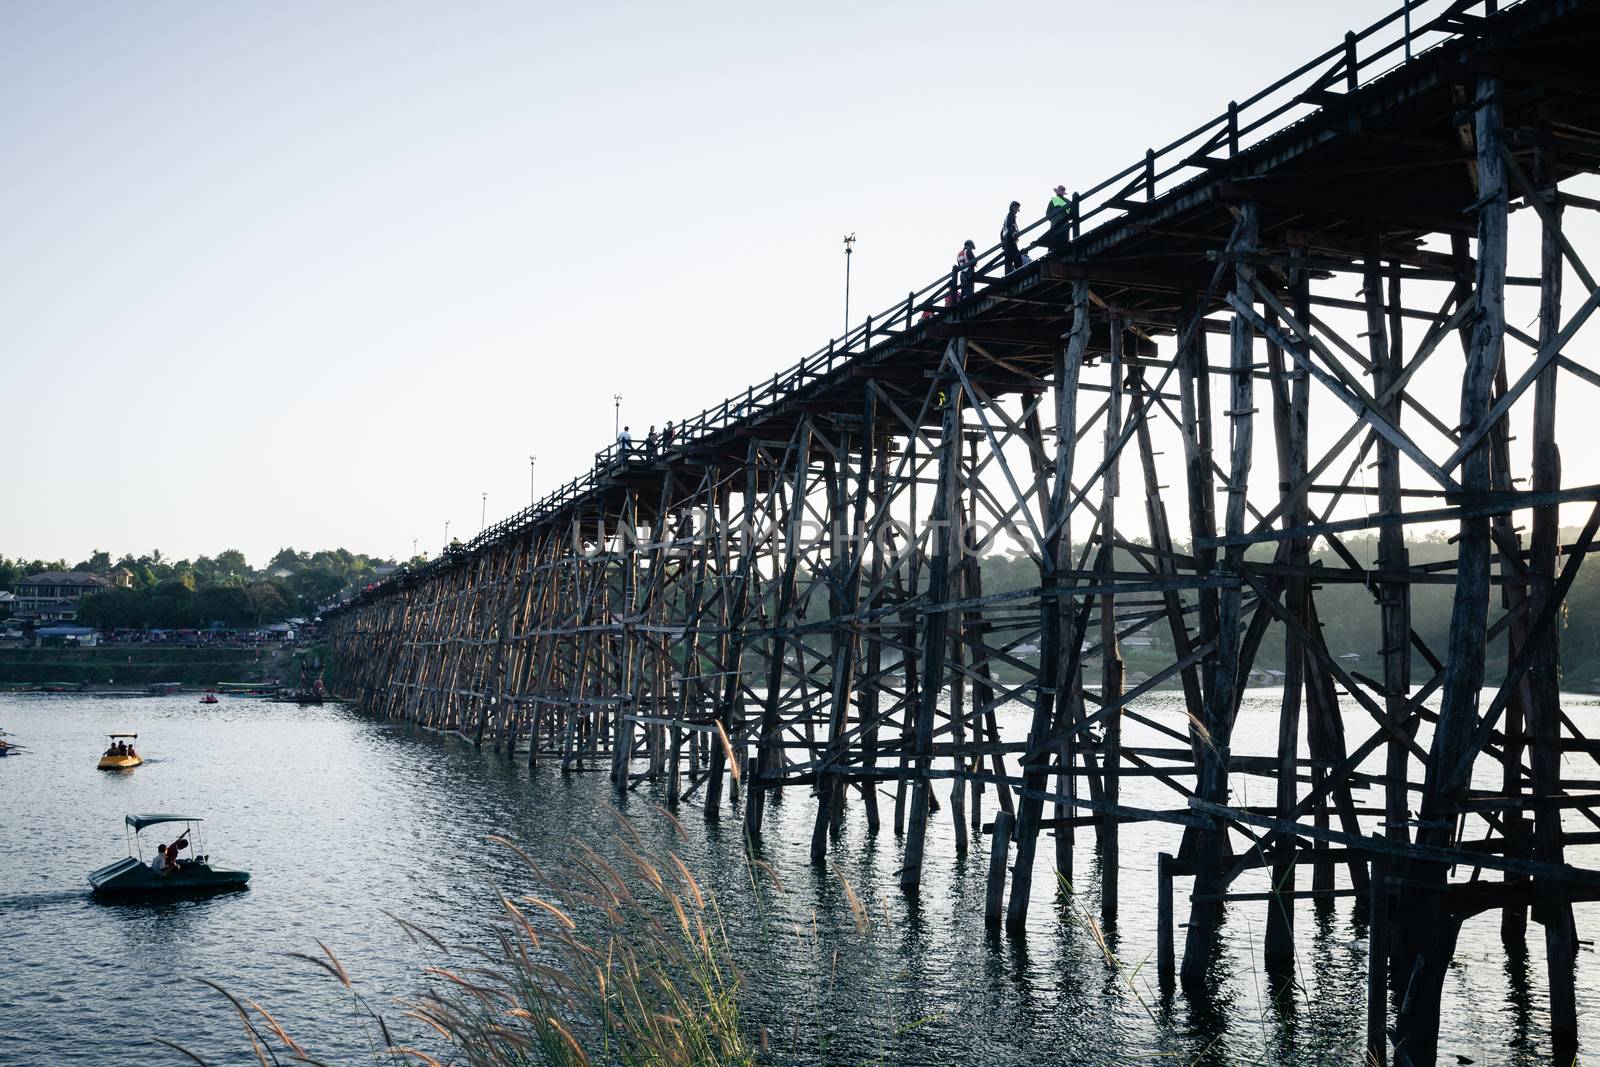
[0,645,315,687]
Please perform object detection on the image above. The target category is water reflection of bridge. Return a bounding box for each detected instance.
[326,3,1600,1060]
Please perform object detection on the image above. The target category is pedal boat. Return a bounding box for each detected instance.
[97,733,143,770]
[89,814,250,898]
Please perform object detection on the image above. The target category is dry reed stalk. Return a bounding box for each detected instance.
[186,812,766,1067]
[713,721,740,782]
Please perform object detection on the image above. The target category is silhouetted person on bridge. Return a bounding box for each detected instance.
[1001,201,1022,272]
[953,240,976,301]
[1045,185,1070,232]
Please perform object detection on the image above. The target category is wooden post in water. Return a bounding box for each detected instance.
[1157,852,1176,995]
[1367,857,1388,1066]
[1181,201,1256,985]
[1392,76,1503,1064]
[1005,285,1087,933]
[902,341,963,894]
[986,809,1014,928]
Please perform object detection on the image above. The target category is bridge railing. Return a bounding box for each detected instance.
[330,0,1516,615]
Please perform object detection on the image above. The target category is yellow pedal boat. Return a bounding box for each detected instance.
[97,733,143,770]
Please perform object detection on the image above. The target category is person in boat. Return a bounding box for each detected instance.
[126,742,137,758]
[150,844,167,872]
[160,832,190,874]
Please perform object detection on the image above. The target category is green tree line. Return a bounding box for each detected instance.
[0,547,396,629]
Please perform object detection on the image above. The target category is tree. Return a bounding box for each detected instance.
[195,584,253,627]
[74,549,112,574]
[245,581,291,625]
[148,579,199,628]
[269,547,305,573]
[287,568,346,616]
[77,588,147,629]
[214,549,251,583]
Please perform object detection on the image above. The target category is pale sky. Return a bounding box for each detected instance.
[1,1,1535,567]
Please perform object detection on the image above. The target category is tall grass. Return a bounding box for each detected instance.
[167,813,762,1067]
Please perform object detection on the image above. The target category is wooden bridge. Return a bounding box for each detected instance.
[324,2,1600,1061]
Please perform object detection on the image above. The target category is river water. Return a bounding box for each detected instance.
[1,690,1597,1065]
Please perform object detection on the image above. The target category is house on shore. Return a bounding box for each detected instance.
[13,571,110,624]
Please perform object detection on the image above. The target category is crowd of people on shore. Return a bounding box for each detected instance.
[98,627,305,647]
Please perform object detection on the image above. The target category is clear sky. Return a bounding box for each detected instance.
[2,0,1488,566]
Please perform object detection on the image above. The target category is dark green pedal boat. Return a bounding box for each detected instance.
[89,814,251,898]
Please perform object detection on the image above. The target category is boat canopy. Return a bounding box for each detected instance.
[126,813,202,832]
[107,733,138,739]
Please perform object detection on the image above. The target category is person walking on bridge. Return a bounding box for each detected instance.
[953,239,976,301]
[1043,188,1068,247]
[1001,201,1022,273]
[1045,185,1070,233]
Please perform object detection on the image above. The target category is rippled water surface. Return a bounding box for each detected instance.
[3,691,1598,1065]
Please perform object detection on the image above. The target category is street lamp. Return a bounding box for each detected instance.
[444,520,451,547]
[529,454,537,506]
[842,232,856,338]
[613,393,622,439]
[481,491,487,531]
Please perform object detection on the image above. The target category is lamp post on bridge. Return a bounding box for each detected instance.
[444,520,450,548]
[481,491,487,532]
[613,393,622,440]
[842,232,856,339]
[529,454,537,507]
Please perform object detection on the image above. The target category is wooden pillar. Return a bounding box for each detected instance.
[902,341,963,894]
[1157,852,1176,995]
[1099,317,1125,926]
[610,493,641,787]
[861,430,888,834]
[746,425,812,835]
[894,433,921,837]
[1004,282,1088,933]
[1529,119,1579,1066]
[1392,76,1504,1064]
[812,400,874,863]
[948,483,970,858]
[1366,234,1414,864]
[1181,199,1256,985]
[985,809,1015,928]
[1264,269,1308,964]
[1367,857,1389,1066]
[706,478,747,818]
